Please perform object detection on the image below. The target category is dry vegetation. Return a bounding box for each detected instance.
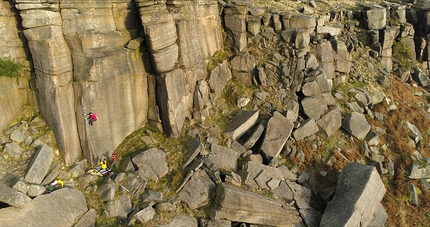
[291,74,430,226]
[5,1,429,226]
[89,2,430,226]
[374,77,430,226]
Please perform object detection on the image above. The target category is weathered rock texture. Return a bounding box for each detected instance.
[320,163,387,227]
[6,0,223,165]
[212,183,303,226]
[0,188,87,227]
[0,1,32,133]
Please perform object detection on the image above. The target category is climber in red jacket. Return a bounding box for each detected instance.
[84,112,98,126]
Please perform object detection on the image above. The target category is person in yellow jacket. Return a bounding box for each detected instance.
[57,179,64,188]
[100,159,107,170]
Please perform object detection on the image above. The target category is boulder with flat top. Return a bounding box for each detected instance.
[211,183,303,226]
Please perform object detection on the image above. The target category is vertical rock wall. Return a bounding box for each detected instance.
[5,0,223,164]
[4,0,427,166]
[62,0,149,164]
[0,0,32,133]
[14,0,149,165]
[137,0,223,137]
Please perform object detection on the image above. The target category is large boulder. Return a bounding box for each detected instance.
[230,52,254,85]
[293,118,319,141]
[212,183,303,226]
[106,194,132,218]
[132,148,169,181]
[207,145,238,171]
[208,60,232,100]
[317,107,342,137]
[224,110,259,141]
[240,162,288,190]
[342,112,371,140]
[412,68,430,87]
[133,204,156,224]
[301,94,329,120]
[3,142,23,158]
[260,111,293,159]
[179,169,216,209]
[74,209,97,227]
[157,69,191,138]
[320,163,387,227]
[24,145,55,184]
[0,188,87,227]
[0,185,32,208]
[364,5,387,30]
[409,163,430,179]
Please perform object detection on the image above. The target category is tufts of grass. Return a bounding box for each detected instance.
[206,49,232,72]
[207,29,233,72]
[0,58,22,78]
[392,40,416,70]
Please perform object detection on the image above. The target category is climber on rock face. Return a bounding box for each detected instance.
[84,112,98,126]
[110,151,117,169]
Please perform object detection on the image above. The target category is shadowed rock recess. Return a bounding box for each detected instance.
[2,0,430,226]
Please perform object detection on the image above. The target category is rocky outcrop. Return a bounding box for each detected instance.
[0,1,32,134]
[6,0,224,165]
[4,0,430,225]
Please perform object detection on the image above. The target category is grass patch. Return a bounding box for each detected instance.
[392,40,416,70]
[206,49,231,72]
[0,58,22,78]
[207,29,233,72]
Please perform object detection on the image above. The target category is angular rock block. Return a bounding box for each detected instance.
[0,188,87,226]
[364,6,386,30]
[320,163,386,227]
[241,161,286,190]
[342,112,371,140]
[301,94,328,120]
[0,186,32,208]
[132,148,168,181]
[207,145,238,171]
[409,163,430,179]
[293,118,319,141]
[212,183,302,226]
[24,145,55,184]
[224,110,259,141]
[179,170,215,210]
[260,111,293,159]
[157,69,190,138]
[317,107,342,137]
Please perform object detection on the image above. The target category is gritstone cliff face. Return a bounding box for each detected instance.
[1,0,429,169]
[1,0,223,165]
